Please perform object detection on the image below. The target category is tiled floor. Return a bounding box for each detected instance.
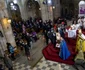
[33,57,75,70]
[13,62,31,70]
[13,57,76,70]
[12,34,77,70]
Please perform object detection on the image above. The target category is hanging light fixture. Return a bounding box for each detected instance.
[47,0,52,5]
[53,6,55,9]
[1,18,11,29]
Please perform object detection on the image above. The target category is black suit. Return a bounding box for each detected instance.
[48,31,56,48]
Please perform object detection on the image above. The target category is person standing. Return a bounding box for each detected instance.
[43,30,49,45]
[76,28,85,53]
[59,25,65,38]
[4,54,13,70]
[50,28,56,48]
[6,43,15,60]
[25,32,31,49]
[56,29,61,41]
[23,40,31,60]
[83,18,85,29]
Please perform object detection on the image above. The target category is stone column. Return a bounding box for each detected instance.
[39,0,53,22]
[0,0,16,49]
[1,18,16,47]
[47,6,53,21]
[40,3,49,21]
[18,0,31,20]
[52,0,61,18]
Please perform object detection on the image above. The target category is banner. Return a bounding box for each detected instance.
[79,4,85,14]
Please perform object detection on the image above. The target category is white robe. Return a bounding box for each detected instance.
[66,29,77,38]
[83,18,85,29]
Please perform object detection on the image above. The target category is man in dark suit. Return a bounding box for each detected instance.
[48,28,56,48]
[43,30,49,45]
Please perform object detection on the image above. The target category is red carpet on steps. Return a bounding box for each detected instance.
[42,29,85,65]
[42,37,77,65]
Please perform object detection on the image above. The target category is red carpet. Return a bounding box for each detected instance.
[42,37,78,65]
[42,29,85,65]
[42,42,77,65]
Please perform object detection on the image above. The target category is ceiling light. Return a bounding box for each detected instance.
[13,0,17,4]
[10,3,14,6]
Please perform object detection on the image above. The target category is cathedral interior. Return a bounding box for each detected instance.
[0,0,85,70]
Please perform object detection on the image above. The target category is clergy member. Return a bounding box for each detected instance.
[76,28,85,53]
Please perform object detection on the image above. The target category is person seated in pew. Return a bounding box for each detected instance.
[31,30,38,42]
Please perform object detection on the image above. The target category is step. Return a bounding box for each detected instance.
[42,48,74,65]
[46,47,59,56]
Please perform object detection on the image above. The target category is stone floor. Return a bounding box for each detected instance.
[13,35,46,70]
[13,57,77,70]
[33,57,76,70]
[3,56,85,70]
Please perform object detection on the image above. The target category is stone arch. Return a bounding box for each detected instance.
[23,0,41,19]
[18,0,53,21]
[34,0,53,21]
[24,0,41,8]
[34,1,41,18]
[7,2,22,21]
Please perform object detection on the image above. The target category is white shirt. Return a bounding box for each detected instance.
[76,24,81,30]
[66,29,77,38]
[56,32,61,40]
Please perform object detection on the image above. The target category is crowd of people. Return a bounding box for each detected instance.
[9,17,68,60]
[4,16,85,70]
